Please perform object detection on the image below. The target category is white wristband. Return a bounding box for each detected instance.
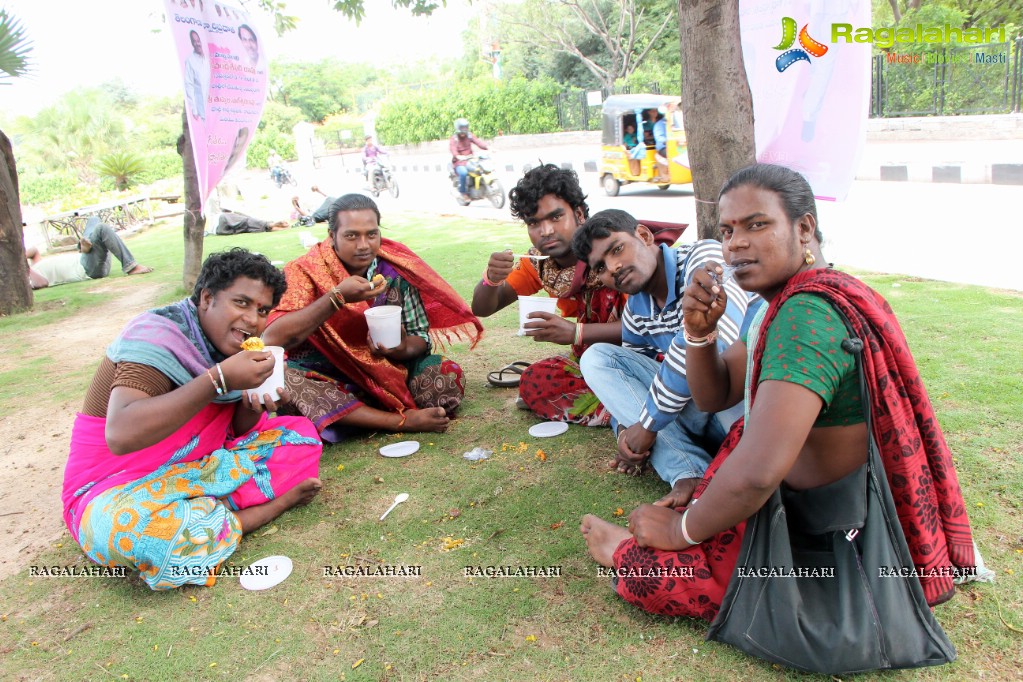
[680,508,702,546]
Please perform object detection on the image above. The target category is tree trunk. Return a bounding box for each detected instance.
[678,0,756,240]
[177,112,205,292]
[0,129,33,316]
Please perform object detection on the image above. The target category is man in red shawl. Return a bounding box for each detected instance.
[266,194,482,440]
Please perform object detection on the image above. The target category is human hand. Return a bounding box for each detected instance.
[220,350,275,391]
[485,250,515,285]
[609,424,654,475]
[627,504,687,550]
[367,327,408,358]
[682,263,728,338]
[653,477,700,509]
[241,386,290,414]
[336,275,387,304]
[522,311,573,344]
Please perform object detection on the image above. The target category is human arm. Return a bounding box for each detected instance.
[681,261,749,412]
[470,134,489,152]
[104,351,276,455]
[523,315,622,346]
[471,250,519,316]
[262,274,386,350]
[28,267,49,289]
[628,380,822,550]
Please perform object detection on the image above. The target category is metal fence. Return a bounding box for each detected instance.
[871,38,1023,117]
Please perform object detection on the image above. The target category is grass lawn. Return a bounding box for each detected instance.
[1,213,1021,681]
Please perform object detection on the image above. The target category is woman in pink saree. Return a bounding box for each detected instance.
[61,248,323,590]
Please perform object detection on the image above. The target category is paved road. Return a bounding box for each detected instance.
[254,143,1022,292]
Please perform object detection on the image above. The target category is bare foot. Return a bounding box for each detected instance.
[236,477,322,534]
[653,477,699,509]
[580,513,631,568]
[127,264,154,275]
[401,407,449,433]
[278,477,323,509]
[79,237,93,253]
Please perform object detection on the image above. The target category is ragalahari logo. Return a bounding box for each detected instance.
[773,17,829,72]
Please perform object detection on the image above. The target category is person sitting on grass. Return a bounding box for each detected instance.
[27,217,152,289]
[579,164,974,665]
[573,209,756,504]
[61,248,323,590]
[265,193,483,438]
[471,164,626,426]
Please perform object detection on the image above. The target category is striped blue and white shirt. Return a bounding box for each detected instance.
[623,241,755,431]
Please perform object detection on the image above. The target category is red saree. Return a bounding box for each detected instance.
[270,238,482,413]
[610,268,974,616]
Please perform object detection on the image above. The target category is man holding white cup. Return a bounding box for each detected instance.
[265,194,482,439]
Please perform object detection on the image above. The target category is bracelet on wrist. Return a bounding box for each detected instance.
[683,326,718,347]
[481,267,501,288]
[573,322,584,346]
[680,508,702,546]
[215,363,229,393]
[207,368,224,396]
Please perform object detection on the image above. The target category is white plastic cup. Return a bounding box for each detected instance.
[253,345,285,404]
[365,305,402,348]
[518,295,558,335]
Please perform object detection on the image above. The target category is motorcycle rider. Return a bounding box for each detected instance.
[268,149,283,185]
[362,135,386,182]
[449,118,488,201]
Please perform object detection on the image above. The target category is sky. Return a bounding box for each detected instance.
[1,0,478,117]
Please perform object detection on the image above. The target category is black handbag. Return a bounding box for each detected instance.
[705,334,957,674]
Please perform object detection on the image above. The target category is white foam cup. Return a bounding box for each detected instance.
[518,295,558,334]
[253,345,285,404]
[365,305,403,348]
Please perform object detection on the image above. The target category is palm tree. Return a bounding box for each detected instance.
[0,8,36,315]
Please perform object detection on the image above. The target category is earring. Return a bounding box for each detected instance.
[804,248,816,266]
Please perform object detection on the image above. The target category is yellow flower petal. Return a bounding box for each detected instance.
[352,658,365,669]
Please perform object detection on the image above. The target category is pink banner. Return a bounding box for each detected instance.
[740,1,872,201]
[164,0,268,212]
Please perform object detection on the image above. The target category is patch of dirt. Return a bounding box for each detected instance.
[0,283,162,581]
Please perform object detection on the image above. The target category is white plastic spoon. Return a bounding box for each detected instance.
[379,493,410,521]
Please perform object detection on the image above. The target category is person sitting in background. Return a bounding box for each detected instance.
[265,194,483,438]
[27,217,152,289]
[362,136,386,178]
[623,122,641,177]
[292,186,338,226]
[267,149,283,185]
[579,164,974,665]
[61,248,323,590]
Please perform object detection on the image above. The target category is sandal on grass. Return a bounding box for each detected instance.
[487,361,531,387]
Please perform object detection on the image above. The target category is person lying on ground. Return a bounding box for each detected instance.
[573,209,757,505]
[27,218,152,289]
[61,247,322,590]
[264,193,483,439]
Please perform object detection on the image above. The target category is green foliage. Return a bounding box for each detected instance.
[376,77,561,144]
[272,58,382,122]
[133,149,182,186]
[247,130,296,169]
[16,170,80,205]
[95,150,148,191]
[0,8,32,81]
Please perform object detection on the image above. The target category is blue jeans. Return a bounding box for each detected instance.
[579,343,744,487]
[455,165,469,195]
[80,218,138,279]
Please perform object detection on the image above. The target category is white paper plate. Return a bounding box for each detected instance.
[240,555,293,591]
[379,441,421,458]
[528,421,569,438]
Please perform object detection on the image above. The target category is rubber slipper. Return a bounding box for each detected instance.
[487,361,531,387]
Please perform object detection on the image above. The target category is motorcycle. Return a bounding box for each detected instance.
[450,153,505,208]
[366,155,399,199]
[272,164,297,188]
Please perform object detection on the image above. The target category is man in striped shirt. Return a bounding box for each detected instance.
[574,209,757,506]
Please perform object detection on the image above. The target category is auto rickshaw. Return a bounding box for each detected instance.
[599,94,692,196]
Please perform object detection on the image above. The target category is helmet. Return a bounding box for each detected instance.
[454,118,469,135]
